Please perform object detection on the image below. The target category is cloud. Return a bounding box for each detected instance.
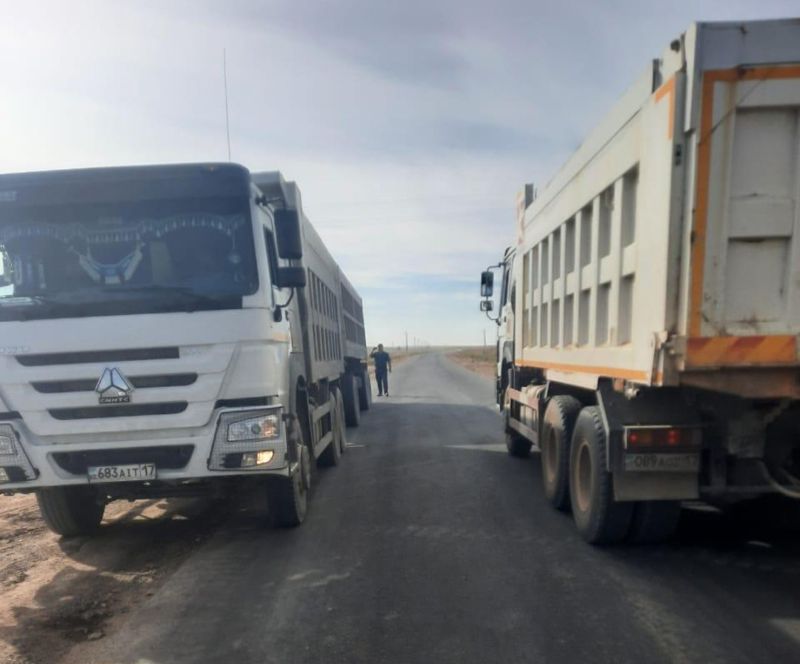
[178,0,469,87]
[2,0,798,345]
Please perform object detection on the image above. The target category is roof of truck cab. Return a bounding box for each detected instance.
[0,162,249,184]
[0,163,252,205]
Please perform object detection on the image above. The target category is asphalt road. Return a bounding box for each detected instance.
[70,352,800,664]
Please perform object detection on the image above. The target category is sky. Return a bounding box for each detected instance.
[1,1,798,347]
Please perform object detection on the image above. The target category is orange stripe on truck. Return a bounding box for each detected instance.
[654,75,675,140]
[686,336,797,368]
[515,358,650,382]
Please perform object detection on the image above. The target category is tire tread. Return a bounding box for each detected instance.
[541,395,582,511]
[36,487,104,537]
[570,406,633,545]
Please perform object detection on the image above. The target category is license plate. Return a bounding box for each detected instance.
[87,463,156,483]
[624,453,700,473]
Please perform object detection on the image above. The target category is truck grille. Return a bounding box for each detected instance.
[52,445,194,474]
[16,347,180,366]
[31,373,197,394]
[48,402,188,420]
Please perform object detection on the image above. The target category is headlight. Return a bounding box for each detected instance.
[227,414,281,442]
[0,433,15,456]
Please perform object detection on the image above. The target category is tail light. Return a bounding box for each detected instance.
[624,426,702,450]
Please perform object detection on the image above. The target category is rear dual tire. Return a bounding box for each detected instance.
[541,395,582,511]
[568,406,680,544]
[569,406,634,544]
[627,501,681,544]
[341,372,361,427]
[358,370,372,411]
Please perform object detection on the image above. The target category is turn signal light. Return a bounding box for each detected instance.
[625,427,701,449]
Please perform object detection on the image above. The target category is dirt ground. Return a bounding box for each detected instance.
[0,493,226,664]
[446,346,495,379]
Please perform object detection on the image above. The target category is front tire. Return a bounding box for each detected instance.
[268,445,310,527]
[358,369,372,411]
[505,410,532,458]
[36,486,105,537]
[541,395,582,511]
[569,407,633,544]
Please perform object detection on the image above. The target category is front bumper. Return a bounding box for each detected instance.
[0,406,290,491]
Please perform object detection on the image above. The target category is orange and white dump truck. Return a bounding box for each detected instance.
[481,18,800,544]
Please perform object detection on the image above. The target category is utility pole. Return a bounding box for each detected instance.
[405,331,408,353]
[483,329,487,347]
[223,48,232,161]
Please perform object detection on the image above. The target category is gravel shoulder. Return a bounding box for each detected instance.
[445,347,495,380]
[0,493,225,664]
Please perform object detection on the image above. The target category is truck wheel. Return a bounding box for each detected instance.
[36,486,105,537]
[341,372,361,428]
[505,410,532,458]
[541,395,582,511]
[318,389,346,466]
[627,501,681,544]
[268,445,309,527]
[358,369,372,411]
[569,407,633,544]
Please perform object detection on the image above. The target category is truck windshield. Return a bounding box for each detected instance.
[0,195,258,321]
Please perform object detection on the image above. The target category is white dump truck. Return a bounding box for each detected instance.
[0,163,371,535]
[481,18,800,544]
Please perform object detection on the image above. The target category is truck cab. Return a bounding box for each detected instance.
[495,247,516,407]
[0,163,365,535]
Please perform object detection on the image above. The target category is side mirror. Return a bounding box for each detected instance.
[274,209,303,260]
[480,300,493,312]
[276,266,306,289]
[480,270,494,297]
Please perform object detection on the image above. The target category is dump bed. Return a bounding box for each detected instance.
[252,172,367,385]
[515,18,800,398]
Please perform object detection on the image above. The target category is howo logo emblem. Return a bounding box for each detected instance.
[95,368,134,404]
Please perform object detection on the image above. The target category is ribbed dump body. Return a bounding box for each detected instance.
[515,19,800,397]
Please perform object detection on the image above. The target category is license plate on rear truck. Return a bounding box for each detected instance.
[87,463,156,483]
[624,453,700,472]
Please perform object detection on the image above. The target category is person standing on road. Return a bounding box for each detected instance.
[370,344,392,397]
